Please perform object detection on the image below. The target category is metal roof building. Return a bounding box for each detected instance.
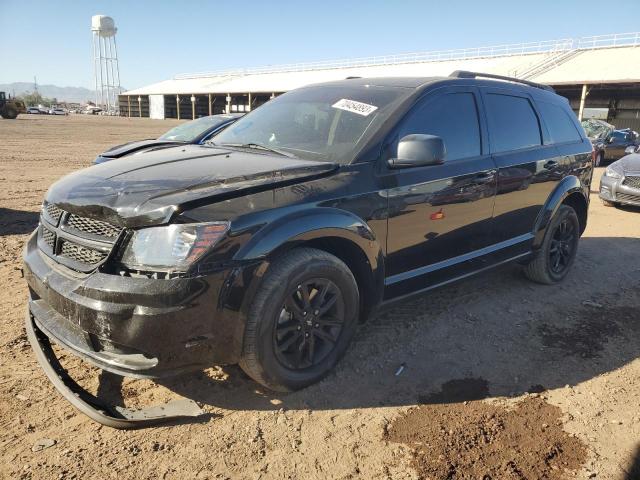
[119,32,640,130]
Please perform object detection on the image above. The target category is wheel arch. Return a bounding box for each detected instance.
[234,208,385,321]
[533,175,589,248]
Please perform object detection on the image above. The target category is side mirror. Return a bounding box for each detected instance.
[607,136,615,144]
[388,134,446,169]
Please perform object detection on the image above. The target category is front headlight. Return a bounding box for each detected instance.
[604,164,623,179]
[121,222,229,272]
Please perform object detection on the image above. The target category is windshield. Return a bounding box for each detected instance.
[211,85,407,163]
[159,115,233,142]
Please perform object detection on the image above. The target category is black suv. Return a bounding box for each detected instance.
[23,72,593,427]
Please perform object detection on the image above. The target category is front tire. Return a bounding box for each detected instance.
[239,248,359,392]
[523,205,580,285]
[1,106,18,119]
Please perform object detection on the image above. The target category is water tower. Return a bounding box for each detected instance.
[91,15,121,113]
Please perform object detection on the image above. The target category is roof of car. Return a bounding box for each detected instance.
[309,77,446,89]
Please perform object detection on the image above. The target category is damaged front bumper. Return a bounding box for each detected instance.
[25,310,203,429]
[22,230,255,427]
[23,230,245,378]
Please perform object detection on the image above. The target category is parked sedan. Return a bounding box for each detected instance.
[94,113,243,164]
[26,107,42,114]
[599,152,640,207]
[581,119,614,166]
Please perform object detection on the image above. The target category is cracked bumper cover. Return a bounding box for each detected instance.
[22,231,247,378]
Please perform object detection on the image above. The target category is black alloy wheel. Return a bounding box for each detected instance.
[548,217,577,275]
[274,279,345,370]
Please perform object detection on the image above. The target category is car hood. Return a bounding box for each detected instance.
[615,153,640,174]
[46,145,339,227]
[100,139,187,158]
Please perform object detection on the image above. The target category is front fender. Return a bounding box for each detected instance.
[532,175,586,248]
[234,207,382,272]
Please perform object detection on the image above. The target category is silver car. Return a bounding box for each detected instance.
[600,151,640,207]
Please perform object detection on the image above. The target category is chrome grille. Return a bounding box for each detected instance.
[617,192,640,204]
[41,226,56,249]
[66,214,121,239]
[60,241,108,265]
[37,203,121,272]
[622,175,640,189]
[42,202,63,225]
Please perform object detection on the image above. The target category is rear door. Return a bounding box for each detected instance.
[481,88,563,245]
[383,86,497,297]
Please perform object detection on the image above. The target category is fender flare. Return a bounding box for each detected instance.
[233,207,385,308]
[532,175,587,249]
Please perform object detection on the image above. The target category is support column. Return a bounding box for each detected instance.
[176,95,180,120]
[191,95,196,119]
[137,96,142,118]
[226,94,231,114]
[248,92,252,112]
[208,94,212,116]
[127,95,131,117]
[578,84,588,121]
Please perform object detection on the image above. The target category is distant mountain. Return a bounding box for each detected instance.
[0,82,104,104]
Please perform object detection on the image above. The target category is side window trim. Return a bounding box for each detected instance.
[480,88,546,155]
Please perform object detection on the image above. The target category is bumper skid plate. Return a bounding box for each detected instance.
[25,310,203,429]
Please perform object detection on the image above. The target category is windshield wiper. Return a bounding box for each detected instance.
[214,142,296,158]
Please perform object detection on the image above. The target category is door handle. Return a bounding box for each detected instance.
[472,172,495,184]
[544,160,559,170]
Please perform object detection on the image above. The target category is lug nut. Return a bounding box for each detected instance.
[305,333,310,338]
[297,326,301,331]
[315,323,319,328]
[303,311,307,316]
[314,310,319,315]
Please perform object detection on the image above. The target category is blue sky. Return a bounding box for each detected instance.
[2,0,639,89]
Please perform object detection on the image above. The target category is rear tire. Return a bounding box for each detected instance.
[523,205,580,285]
[239,247,359,392]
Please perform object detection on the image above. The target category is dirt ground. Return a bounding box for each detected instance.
[0,115,639,480]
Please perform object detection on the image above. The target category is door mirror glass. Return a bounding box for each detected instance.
[388,134,446,168]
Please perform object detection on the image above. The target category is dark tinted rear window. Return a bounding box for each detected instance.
[537,101,582,144]
[399,92,481,161]
[485,94,541,153]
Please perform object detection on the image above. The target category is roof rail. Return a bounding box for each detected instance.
[449,70,555,92]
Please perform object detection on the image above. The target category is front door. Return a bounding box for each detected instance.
[383,87,497,298]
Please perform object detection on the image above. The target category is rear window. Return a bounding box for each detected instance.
[485,94,541,153]
[537,101,582,144]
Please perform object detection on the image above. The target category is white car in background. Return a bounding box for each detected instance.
[49,108,68,116]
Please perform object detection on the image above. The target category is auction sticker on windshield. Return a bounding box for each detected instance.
[332,99,378,116]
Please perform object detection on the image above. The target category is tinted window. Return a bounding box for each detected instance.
[485,94,541,153]
[537,101,582,144]
[398,92,481,161]
[609,130,631,142]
